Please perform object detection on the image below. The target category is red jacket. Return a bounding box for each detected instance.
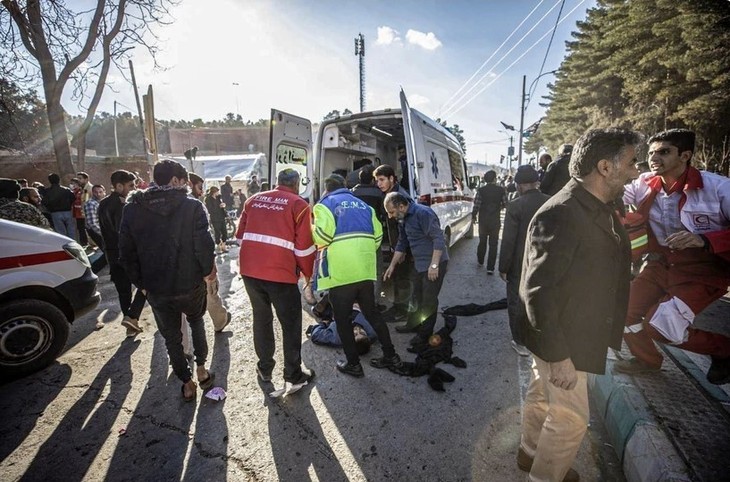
[235,185,315,284]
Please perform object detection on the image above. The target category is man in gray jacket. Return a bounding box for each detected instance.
[498,165,549,356]
[517,129,640,482]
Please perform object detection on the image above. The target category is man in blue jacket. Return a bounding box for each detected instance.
[119,159,217,401]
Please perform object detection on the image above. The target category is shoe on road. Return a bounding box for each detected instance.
[336,361,364,378]
[287,368,315,385]
[215,312,232,333]
[707,356,730,385]
[510,340,531,357]
[517,447,580,482]
[121,316,143,334]
[370,354,401,369]
[613,357,661,375]
[256,365,272,382]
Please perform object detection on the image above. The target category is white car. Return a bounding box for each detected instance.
[0,219,100,381]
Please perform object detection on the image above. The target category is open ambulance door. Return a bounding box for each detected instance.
[268,109,313,200]
[399,89,418,199]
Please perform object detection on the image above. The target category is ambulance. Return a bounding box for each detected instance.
[0,220,100,381]
[267,89,475,247]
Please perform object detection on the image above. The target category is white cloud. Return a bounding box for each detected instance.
[375,26,401,45]
[405,29,442,50]
[408,94,430,109]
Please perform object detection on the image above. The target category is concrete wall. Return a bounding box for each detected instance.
[168,127,269,157]
[0,155,153,188]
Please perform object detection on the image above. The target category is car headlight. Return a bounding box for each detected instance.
[63,242,91,268]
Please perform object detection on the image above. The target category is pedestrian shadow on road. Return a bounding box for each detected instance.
[183,330,233,480]
[18,338,140,481]
[105,332,196,481]
[0,363,72,464]
[266,390,350,482]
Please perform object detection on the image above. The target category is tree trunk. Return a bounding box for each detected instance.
[76,135,86,172]
[46,97,75,181]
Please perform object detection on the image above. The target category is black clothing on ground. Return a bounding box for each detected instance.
[243,276,306,383]
[442,298,508,316]
[539,154,571,196]
[119,186,215,296]
[42,184,75,212]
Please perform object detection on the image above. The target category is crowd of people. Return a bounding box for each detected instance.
[1,127,728,481]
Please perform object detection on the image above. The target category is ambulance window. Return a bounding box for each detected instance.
[448,150,465,192]
[274,144,308,196]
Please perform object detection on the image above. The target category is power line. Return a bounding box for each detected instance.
[437,0,547,117]
[440,0,564,119]
[527,0,566,109]
[442,0,586,119]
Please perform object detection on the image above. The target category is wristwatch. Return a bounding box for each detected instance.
[430,263,438,270]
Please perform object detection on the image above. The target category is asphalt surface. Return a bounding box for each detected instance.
[0,237,625,481]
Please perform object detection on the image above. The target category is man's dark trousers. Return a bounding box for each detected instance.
[411,261,448,340]
[243,276,304,382]
[147,282,208,383]
[506,271,527,345]
[477,221,500,270]
[391,258,414,316]
[108,260,146,319]
[329,280,396,365]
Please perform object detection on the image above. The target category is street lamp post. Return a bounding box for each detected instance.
[232,82,240,119]
[519,70,558,166]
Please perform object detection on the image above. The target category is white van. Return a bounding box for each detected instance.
[0,219,100,381]
[267,89,475,247]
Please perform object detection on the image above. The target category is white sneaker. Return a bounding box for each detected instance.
[510,340,531,357]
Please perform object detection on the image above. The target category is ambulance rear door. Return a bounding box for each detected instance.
[268,109,313,199]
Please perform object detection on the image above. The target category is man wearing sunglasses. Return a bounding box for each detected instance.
[615,129,730,384]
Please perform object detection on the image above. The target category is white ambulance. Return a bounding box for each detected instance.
[0,219,100,381]
[267,89,475,247]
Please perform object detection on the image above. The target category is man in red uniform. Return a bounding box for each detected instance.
[235,168,316,386]
[615,129,730,384]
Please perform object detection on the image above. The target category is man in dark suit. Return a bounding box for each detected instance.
[497,165,549,356]
[540,144,573,196]
[517,128,640,482]
[472,170,506,273]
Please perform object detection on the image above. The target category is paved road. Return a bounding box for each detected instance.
[0,237,624,481]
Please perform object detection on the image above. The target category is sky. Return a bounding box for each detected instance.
[61,0,596,167]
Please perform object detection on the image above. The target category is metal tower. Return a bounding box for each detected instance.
[354,33,365,112]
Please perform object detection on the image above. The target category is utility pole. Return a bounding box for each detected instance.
[518,75,526,166]
[113,100,120,157]
[354,33,365,112]
[129,60,148,166]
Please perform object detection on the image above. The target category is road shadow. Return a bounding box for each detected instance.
[266,387,349,482]
[0,362,72,463]
[105,332,196,481]
[183,330,233,480]
[18,339,140,481]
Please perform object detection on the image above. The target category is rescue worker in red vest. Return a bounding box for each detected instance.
[235,168,316,387]
[615,129,730,384]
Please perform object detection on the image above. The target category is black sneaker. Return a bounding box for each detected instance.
[287,368,315,385]
[707,356,730,385]
[336,361,364,378]
[256,365,272,382]
[613,357,661,375]
[370,354,401,369]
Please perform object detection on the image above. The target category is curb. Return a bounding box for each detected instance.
[589,368,692,482]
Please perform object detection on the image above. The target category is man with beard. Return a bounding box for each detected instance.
[517,129,640,482]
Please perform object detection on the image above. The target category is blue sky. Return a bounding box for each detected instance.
[63,0,595,165]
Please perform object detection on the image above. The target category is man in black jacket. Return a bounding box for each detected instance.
[352,165,385,303]
[472,170,506,273]
[119,160,216,401]
[539,144,573,196]
[42,173,76,239]
[497,165,549,356]
[517,129,640,482]
[98,170,147,337]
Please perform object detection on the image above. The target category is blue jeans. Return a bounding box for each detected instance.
[50,211,77,240]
